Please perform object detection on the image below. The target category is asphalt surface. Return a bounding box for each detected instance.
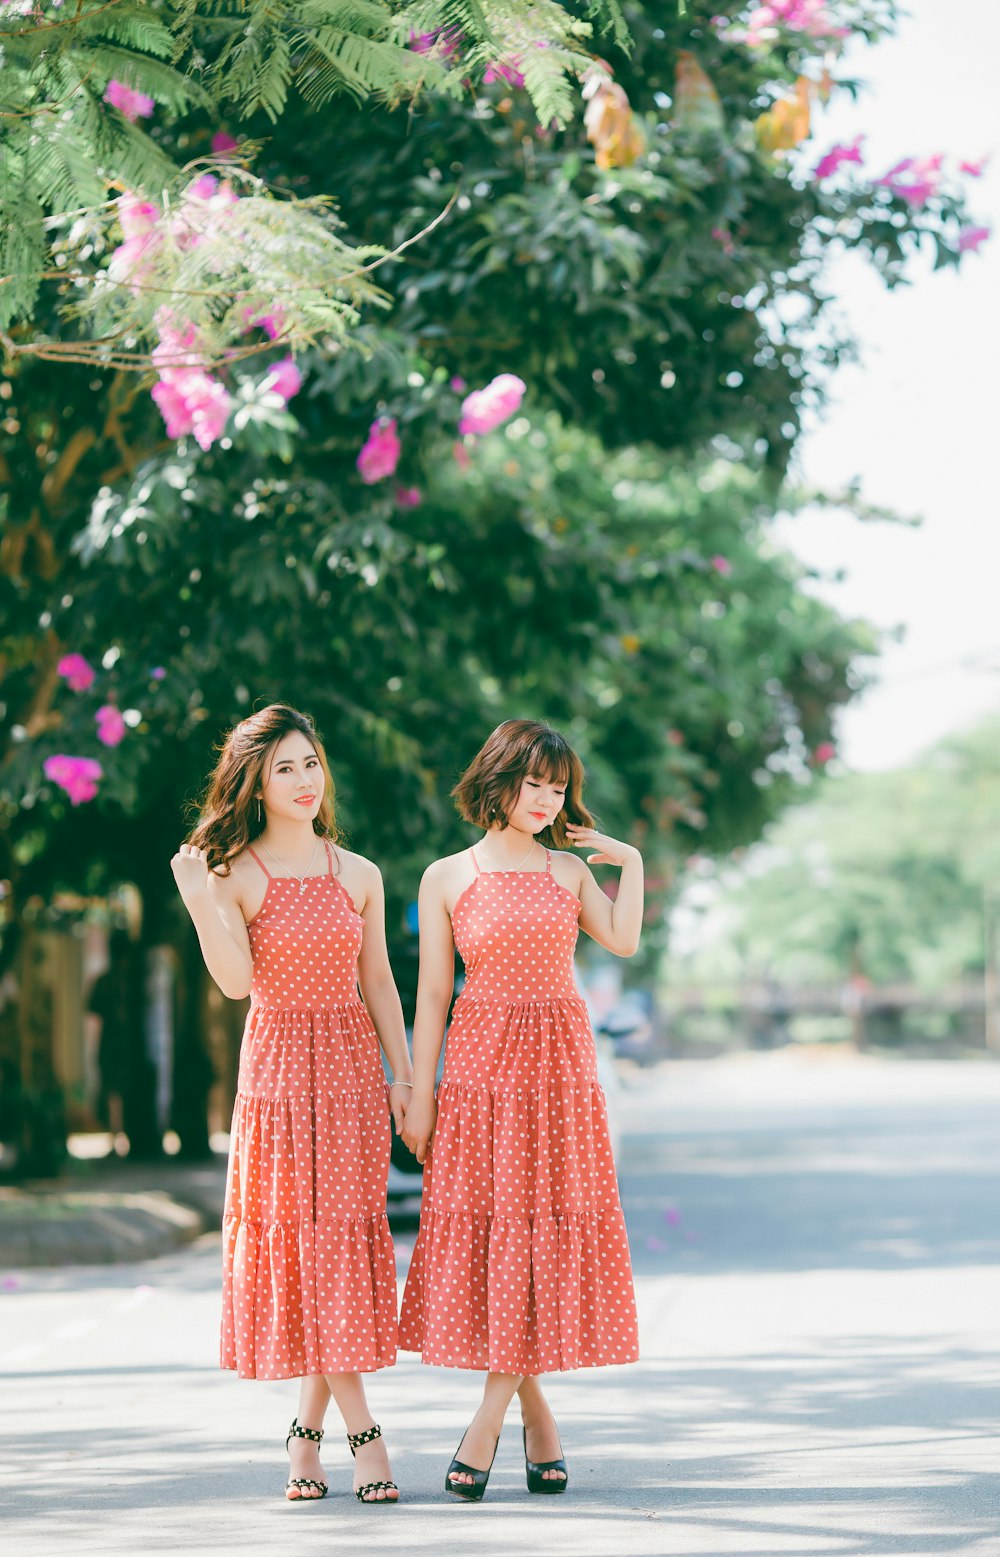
[1,1051,998,1557]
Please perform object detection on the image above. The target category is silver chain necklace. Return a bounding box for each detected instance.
[260,836,321,895]
[478,836,538,873]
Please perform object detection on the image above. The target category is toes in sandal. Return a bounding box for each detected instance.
[445,1432,499,1502]
[285,1417,328,1502]
[522,1425,568,1495]
[348,1422,399,1505]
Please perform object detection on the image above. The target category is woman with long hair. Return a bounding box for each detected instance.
[171,704,411,1505]
[399,718,641,1500]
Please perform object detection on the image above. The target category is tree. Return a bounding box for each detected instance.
[670,717,1000,993]
[0,1,990,1152]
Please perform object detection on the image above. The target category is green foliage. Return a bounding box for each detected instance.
[0,0,987,971]
[1,383,862,961]
[0,0,626,335]
[672,719,1000,989]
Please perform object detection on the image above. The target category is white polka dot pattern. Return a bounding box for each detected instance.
[220,847,397,1381]
[399,857,640,1374]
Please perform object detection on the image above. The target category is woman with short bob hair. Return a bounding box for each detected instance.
[400,717,642,1501]
[171,703,411,1505]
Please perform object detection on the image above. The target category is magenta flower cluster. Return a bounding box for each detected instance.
[104,79,155,122]
[57,653,96,692]
[356,374,527,502]
[44,755,103,806]
[49,651,138,803]
[108,176,303,452]
[810,142,991,250]
[458,374,526,435]
[96,705,127,748]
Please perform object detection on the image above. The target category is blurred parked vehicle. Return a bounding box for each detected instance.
[596,989,662,1065]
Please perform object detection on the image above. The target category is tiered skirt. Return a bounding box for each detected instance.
[399,995,639,1373]
[221,1000,397,1380]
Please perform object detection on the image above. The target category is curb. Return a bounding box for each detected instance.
[0,1178,220,1270]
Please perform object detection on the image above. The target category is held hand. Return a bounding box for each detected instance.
[388,1082,411,1135]
[401,1095,437,1166]
[565,825,639,869]
[170,843,211,908]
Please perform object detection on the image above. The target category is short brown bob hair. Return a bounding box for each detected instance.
[452,719,594,849]
[187,704,339,874]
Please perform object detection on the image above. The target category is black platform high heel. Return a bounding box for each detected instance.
[445,1429,499,1502]
[284,1418,328,1501]
[522,1425,568,1494]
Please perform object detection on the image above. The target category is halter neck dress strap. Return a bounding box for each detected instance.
[544,848,552,873]
[247,846,273,880]
[323,838,336,876]
[470,846,483,875]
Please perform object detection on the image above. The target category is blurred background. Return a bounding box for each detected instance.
[1,0,997,1181]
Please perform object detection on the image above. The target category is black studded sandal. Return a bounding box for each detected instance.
[284,1418,328,1501]
[522,1425,568,1494]
[347,1422,399,1505]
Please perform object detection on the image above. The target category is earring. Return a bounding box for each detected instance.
[256,799,262,825]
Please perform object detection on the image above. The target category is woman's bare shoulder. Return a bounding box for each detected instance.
[548,847,587,896]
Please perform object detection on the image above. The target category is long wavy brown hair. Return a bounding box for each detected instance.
[187,704,339,874]
[452,718,594,849]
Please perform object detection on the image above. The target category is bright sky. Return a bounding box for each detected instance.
[775,0,1000,772]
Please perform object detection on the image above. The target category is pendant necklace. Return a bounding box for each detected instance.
[260,836,320,895]
[478,836,537,873]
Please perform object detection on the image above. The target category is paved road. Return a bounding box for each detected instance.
[2,1053,999,1556]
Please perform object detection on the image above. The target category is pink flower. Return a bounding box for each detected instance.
[172,176,238,251]
[452,440,471,469]
[151,309,232,450]
[958,225,991,254]
[57,652,96,692]
[959,157,989,177]
[710,555,733,576]
[357,418,401,484]
[152,371,231,451]
[811,741,836,765]
[814,135,865,181]
[666,728,685,747]
[262,357,303,403]
[663,1206,682,1226]
[211,130,239,154]
[449,375,467,393]
[104,79,155,121]
[243,305,286,342]
[747,1,848,38]
[185,173,219,202]
[95,705,127,747]
[483,57,525,88]
[117,192,160,242]
[409,28,460,57]
[150,667,166,681]
[395,486,422,509]
[107,192,162,292]
[44,754,103,806]
[152,308,203,373]
[873,156,942,208]
[711,225,734,255]
[459,373,526,435]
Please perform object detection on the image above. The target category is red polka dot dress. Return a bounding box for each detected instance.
[220,841,397,1380]
[399,848,639,1373]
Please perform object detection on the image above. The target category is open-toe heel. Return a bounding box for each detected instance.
[284,1418,328,1502]
[348,1423,399,1505]
[445,1431,499,1502]
[523,1425,568,1495]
